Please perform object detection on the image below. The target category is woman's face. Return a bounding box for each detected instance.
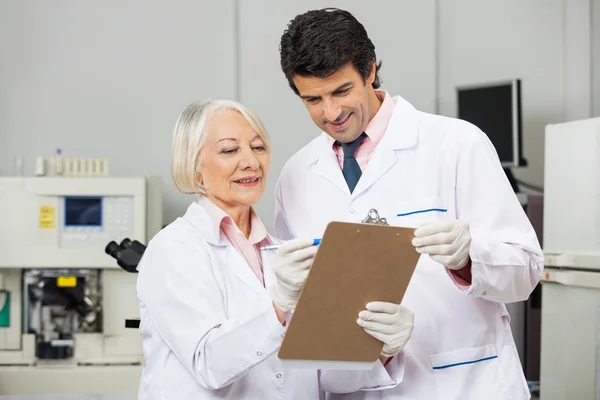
[199,109,270,212]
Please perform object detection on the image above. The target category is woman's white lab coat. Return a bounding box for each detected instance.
[274,95,544,399]
[135,202,323,399]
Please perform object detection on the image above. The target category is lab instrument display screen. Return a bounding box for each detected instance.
[64,197,102,226]
[457,80,522,166]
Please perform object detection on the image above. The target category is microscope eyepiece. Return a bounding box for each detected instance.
[119,238,145,255]
[105,238,147,273]
[105,241,122,257]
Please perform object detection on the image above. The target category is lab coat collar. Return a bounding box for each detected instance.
[182,201,229,247]
[385,95,420,149]
[306,95,419,165]
[305,95,420,196]
[182,200,277,296]
[182,201,277,247]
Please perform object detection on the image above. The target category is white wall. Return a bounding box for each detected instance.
[437,0,566,189]
[1,1,594,228]
[594,0,600,116]
[564,0,592,121]
[0,0,237,225]
[238,0,437,229]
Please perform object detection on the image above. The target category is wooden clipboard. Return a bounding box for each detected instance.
[277,213,420,370]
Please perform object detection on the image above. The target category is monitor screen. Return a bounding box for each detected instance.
[64,197,102,226]
[457,80,521,166]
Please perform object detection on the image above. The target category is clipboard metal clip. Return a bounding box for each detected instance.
[361,209,389,226]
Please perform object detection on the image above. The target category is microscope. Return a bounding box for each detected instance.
[105,238,146,328]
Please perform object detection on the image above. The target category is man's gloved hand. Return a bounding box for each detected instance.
[357,302,414,358]
[412,220,472,270]
[269,238,318,312]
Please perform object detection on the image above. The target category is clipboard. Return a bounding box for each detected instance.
[277,209,421,370]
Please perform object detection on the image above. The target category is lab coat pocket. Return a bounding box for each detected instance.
[394,197,448,228]
[429,344,512,400]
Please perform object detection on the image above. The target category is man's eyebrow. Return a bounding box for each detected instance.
[300,82,353,100]
[332,82,353,93]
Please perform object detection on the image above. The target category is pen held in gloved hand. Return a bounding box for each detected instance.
[261,238,321,252]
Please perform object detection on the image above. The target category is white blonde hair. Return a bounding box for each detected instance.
[171,99,271,194]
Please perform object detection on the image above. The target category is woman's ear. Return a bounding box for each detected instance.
[195,155,204,185]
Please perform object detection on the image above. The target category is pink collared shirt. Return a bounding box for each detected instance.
[198,195,271,286]
[327,90,473,286]
[328,90,395,171]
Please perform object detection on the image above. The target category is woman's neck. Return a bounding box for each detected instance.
[207,195,252,238]
[228,206,252,239]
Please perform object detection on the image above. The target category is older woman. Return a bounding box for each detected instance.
[135,99,320,399]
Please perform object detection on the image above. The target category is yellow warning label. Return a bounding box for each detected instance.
[57,276,77,288]
[39,205,55,229]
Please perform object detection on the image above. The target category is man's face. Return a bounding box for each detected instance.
[293,63,377,143]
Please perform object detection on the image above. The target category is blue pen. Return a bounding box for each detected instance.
[261,238,321,251]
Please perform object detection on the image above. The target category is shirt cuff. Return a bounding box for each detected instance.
[447,259,472,290]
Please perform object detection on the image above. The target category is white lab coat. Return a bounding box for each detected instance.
[274,95,544,400]
[136,202,324,399]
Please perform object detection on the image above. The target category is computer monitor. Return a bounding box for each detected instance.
[456,79,525,169]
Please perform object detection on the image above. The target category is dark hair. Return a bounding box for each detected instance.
[279,8,382,95]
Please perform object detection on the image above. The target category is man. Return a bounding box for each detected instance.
[274,8,543,400]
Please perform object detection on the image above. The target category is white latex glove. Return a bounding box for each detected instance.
[269,238,318,312]
[412,220,472,270]
[357,302,414,358]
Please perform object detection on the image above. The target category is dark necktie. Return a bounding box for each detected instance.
[336,133,367,193]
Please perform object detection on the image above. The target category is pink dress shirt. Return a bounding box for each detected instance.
[328,90,472,285]
[198,195,271,286]
[328,90,394,171]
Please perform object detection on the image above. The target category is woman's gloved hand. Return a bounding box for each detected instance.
[269,238,318,312]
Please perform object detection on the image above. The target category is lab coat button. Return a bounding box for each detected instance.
[276,373,282,379]
[482,291,487,296]
[257,351,263,357]
[349,208,355,214]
